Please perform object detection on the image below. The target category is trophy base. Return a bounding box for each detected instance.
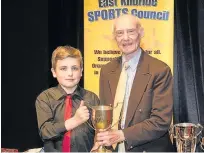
[91,146,112,153]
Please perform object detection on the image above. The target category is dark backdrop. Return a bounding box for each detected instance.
[2,0,204,151]
[2,0,83,151]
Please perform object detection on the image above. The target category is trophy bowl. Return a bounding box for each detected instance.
[91,105,113,130]
[170,123,203,152]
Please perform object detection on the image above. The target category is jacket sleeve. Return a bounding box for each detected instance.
[123,65,173,150]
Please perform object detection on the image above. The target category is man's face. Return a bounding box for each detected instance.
[52,57,82,91]
[114,17,141,55]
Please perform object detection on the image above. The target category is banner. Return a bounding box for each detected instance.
[84,0,174,96]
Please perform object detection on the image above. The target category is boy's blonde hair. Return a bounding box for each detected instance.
[51,45,83,69]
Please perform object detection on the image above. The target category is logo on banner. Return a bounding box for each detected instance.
[87,0,170,22]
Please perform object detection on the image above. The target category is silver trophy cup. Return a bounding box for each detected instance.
[171,123,203,152]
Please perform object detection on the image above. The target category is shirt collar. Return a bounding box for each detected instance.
[122,48,142,71]
[56,84,84,100]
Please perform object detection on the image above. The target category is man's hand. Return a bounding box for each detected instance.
[90,141,100,152]
[96,129,125,146]
[65,101,89,130]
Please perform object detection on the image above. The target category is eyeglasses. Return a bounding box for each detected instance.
[115,29,138,37]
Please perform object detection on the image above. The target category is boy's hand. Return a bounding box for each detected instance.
[64,100,89,131]
[73,100,89,125]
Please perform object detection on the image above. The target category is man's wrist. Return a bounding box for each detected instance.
[119,130,125,142]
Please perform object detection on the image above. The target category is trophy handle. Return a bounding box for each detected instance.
[109,102,123,129]
[83,101,96,130]
[86,121,97,130]
[110,118,121,129]
[200,137,204,151]
[110,102,123,109]
[196,123,203,136]
[169,125,177,138]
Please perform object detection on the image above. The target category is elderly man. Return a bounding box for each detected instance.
[97,15,174,152]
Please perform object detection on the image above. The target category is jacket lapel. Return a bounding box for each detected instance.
[125,52,152,127]
[108,57,122,106]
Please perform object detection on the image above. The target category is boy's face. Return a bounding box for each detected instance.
[52,57,82,92]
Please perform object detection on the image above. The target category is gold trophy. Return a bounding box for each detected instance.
[86,105,113,153]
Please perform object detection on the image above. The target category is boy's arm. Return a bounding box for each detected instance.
[36,97,89,140]
[35,97,66,140]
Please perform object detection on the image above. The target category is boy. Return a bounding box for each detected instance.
[36,45,99,152]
